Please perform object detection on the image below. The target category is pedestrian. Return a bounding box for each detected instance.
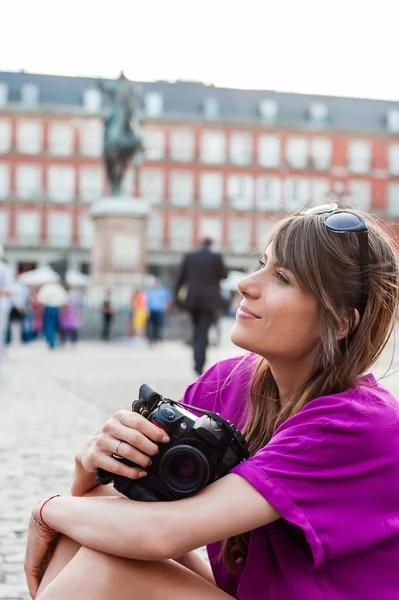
[26,204,399,600]
[6,274,30,345]
[101,289,115,341]
[131,290,148,339]
[31,288,44,340]
[58,284,81,345]
[0,245,13,359]
[37,280,68,349]
[145,276,171,344]
[174,235,228,376]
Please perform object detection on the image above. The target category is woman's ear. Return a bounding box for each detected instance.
[336,308,361,341]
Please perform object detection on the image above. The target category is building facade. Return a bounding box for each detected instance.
[0,71,399,284]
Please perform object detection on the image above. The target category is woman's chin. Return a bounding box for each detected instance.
[230,322,254,352]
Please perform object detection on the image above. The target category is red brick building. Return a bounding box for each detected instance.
[0,71,399,283]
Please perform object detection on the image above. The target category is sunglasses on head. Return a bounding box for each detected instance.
[300,203,369,316]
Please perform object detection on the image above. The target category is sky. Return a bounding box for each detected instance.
[2,0,398,101]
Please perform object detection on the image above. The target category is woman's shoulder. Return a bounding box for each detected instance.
[179,353,257,424]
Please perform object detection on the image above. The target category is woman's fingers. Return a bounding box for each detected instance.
[91,450,150,479]
[98,433,154,468]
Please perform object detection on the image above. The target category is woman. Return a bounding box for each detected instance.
[25,204,399,599]
[58,285,81,345]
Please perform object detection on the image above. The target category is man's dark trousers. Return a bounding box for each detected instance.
[147,310,164,343]
[190,308,215,375]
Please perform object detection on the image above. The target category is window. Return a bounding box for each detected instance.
[228,219,251,253]
[0,164,10,199]
[16,211,40,244]
[47,165,75,203]
[256,220,276,249]
[47,212,72,247]
[17,120,42,154]
[48,123,74,156]
[387,110,399,133]
[348,140,371,173]
[311,178,329,205]
[0,83,8,107]
[311,138,332,170]
[388,184,399,216]
[143,128,165,160]
[259,99,278,123]
[229,133,252,165]
[169,216,194,251]
[198,218,222,250]
[83,89,102,113]
[388,144,399,175]
[170,171,194,206]
[203,98,220,120]
[285,178,310,211]
[170,129,194,161]
[200,131,226,164]
[286,137,308,169]
[227,175,254,210]
[308,103,328,125]
[144,92,163,117]
[348,180,371,211]
[147,211,163,250]
[199,172,223,208]
[21,83,39,106]
[80,120,103,157]
[258,135,280,167]
[16,165,42,200]
[140,169,164,203]
[0,210,9,240]
[0,119,11,153]
[256,177,281,211]
[79,214,94,247]
[79,166,103,202]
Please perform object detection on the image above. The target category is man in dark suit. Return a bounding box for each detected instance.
[174,236,228,376]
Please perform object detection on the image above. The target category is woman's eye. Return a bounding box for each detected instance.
[258,259,266,270]
[274,272,289,284]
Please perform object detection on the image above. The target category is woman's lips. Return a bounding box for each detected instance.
[237,305,261,319]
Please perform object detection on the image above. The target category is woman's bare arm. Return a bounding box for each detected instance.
[38,473,280,562]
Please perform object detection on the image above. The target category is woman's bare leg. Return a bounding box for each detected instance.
[37,547,233,600]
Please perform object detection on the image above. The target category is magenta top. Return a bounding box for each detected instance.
[180,354,399,599]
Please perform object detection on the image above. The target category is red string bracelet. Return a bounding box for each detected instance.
[39,494,61,532]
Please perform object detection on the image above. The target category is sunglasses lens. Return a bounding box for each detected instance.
[325,212,365,231]
[301,203,338,215]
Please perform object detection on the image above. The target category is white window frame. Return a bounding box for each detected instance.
[229,133,252,165]
[388,183,399,217]
[285,178,310,211]
[169,216,194,251]
[21,83,39,106]
[145,92,163,117]
[387,110,399,133]
[228,219,251,253]
[83,89,102,113]
[347,180,371,211]
[143,128,165,160]
[16,211,40,244]
[147,211,163,250]
[388,144,399,175]
[203,98,220,120]
[310,178,330,205]
[48,123,74,156]
[200,131,226,164]
[169,171,194,207]
[259,99,278,123]
[348,140,371,174]
[0,119,11,153]
[47,212,73,247]
[0,83,8,107]
[311,138,332,170]
[16,164,42,200]
[256,220,276,250]
[198,218,222,250]
[170,129,194,162]
[257,135,280,168]
[47,165,76,203]
[17,120,42,154]
[286,137,308,169]
[0,210,9,240]
[0,164,10,199]
[80,120,103,157]
[79,166,103,202]
[227,175,254,210]
[199,172,223,208]
[256,177,281,211]
[140,169,164,204]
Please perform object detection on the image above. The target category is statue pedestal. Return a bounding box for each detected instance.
[88,196,150,307]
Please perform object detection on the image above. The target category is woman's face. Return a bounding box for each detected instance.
[230,244,321,362]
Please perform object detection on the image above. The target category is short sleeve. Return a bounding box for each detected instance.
[231,390,398,568]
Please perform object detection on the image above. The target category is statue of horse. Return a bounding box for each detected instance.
[100,72,143,196]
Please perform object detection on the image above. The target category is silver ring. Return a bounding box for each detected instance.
[113,440,123,458]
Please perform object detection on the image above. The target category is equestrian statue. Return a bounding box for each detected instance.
[99,72,143,196]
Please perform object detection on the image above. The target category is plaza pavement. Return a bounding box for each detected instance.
[1,319,399,599]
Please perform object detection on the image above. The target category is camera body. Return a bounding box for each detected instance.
[96,384,248,501]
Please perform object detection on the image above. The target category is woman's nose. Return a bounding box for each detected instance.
[237,272,261,298]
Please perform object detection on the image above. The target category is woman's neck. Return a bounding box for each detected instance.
[268,358,314,407]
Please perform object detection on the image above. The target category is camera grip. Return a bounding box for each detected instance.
[96,467,115,486]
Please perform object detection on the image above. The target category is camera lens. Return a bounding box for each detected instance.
[159,445,210,496]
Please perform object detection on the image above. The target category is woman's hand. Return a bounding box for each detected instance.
[77,410,170,481]
[24,506,59,599]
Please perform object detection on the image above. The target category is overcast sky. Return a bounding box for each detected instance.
[3,0,397,100]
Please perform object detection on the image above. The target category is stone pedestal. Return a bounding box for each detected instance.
[88,196,150,307]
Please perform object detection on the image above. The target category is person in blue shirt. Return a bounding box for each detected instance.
[145,277,171,344]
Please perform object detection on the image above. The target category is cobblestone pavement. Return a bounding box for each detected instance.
[1,320,399,599]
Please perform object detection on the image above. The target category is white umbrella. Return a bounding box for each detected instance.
[66,270,90,287]
[19,266,60,286]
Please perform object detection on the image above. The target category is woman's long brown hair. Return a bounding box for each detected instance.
[221,208,399,573]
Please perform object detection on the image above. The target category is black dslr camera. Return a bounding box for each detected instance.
[96,384,248,501]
